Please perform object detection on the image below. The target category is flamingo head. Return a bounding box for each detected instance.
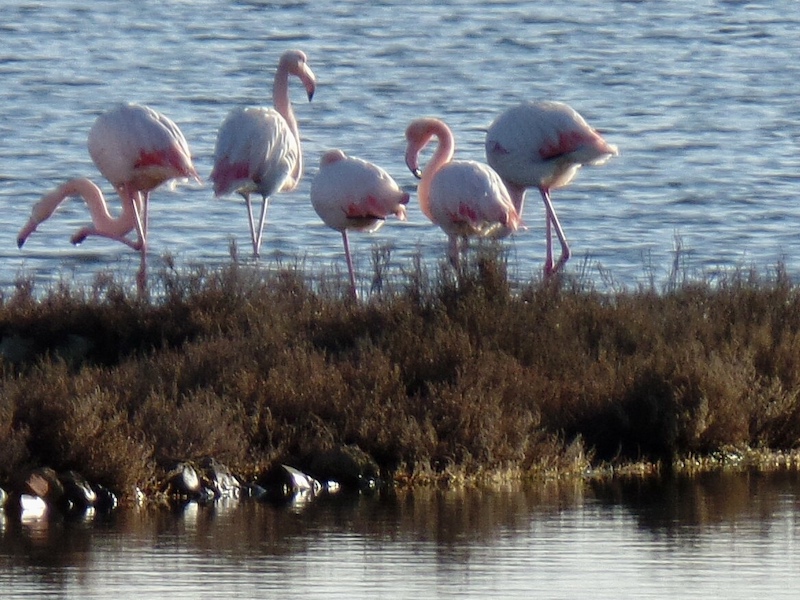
[405,118,443,179]
[281,49,316,102]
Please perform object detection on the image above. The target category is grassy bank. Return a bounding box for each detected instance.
[2,249,800,501]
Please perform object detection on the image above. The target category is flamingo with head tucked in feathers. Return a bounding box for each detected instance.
[210,49,316,258]
[17,102,199,292]
[311,149,409,299]
[485,101,618,276]
[404,117,520,268]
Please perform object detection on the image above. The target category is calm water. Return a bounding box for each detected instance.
[3,1,800,596]
[1,472,799,599]
[2,0,800,293]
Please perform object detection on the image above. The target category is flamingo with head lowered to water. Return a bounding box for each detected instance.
[17,102,199,292]
[485,101,618,276]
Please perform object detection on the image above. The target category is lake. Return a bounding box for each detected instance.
[2,0,800,293]
[2,471,799,599]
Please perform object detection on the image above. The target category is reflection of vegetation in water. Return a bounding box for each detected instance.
[1,249,800,501]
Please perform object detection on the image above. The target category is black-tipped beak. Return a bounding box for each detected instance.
[16,237,24,249]
[405,155,422,179]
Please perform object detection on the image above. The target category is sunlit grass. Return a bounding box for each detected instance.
[2,246,800,501]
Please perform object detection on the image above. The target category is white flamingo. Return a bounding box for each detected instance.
[210,49,316,258]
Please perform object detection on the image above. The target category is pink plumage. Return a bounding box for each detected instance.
[485,101,618,276]
[405,117,520,267]
[311,149,409,298]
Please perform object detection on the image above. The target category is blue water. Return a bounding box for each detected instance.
[3,4,800,597]
[3,0,799,293]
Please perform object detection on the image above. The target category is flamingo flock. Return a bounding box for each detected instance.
[17,49,617,298]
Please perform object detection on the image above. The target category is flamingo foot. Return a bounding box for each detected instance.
[544,253,571,278]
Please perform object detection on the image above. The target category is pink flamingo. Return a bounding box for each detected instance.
[210,49,316,258]
[310,149,409,299]
[17,102,198,291]
[485,101,618,276]
[404,117,520,268]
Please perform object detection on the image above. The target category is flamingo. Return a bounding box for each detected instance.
[404,117,520,268]
[485,101,618,276]
[310,149,409,299]
[210,49,316,258]
[17,102,199,291]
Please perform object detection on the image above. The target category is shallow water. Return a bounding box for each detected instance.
[2,1,800,294]
[1,471,799,599]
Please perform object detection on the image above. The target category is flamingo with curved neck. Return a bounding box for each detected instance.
[17,102,199,292]
[405,117,519,267]
[17,178,141,250]
[210,49,317,258]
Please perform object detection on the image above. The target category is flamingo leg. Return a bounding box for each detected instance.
[132,191,149,296]
[141,191,150,246]
[540,188,570,275]
[243,193,259,257]
[544,216,554,275]
[136,249,148,297]
[447,235,460,270]
[341,230,357,300]
[254,196,271,259]
[130,190,148,252]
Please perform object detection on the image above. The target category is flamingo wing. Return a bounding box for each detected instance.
[88,103,198,191]
[210,107,298,199]
[485,101,618,190]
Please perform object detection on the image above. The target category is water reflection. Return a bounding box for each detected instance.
[592,469,800,535]
[1,472,799,599]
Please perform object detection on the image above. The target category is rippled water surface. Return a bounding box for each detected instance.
[2,472,800,599]
[2,0,800,292]
[2,2,800,595]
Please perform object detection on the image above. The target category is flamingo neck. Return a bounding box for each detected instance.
[504,182,527,215]
[63,178,138,236]
[273,61,302,185]
[417,125,454,219]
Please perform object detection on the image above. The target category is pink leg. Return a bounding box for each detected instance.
[545,216,554,276]
[540,188,570,275]
[136,251,148,297]
[135,191,149,296]
[342,230,357,300]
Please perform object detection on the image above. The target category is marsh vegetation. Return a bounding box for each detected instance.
[2,247,800,502]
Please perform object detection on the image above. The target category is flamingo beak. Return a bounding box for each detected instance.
[301,65,316,102]
[405,152,422,179]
